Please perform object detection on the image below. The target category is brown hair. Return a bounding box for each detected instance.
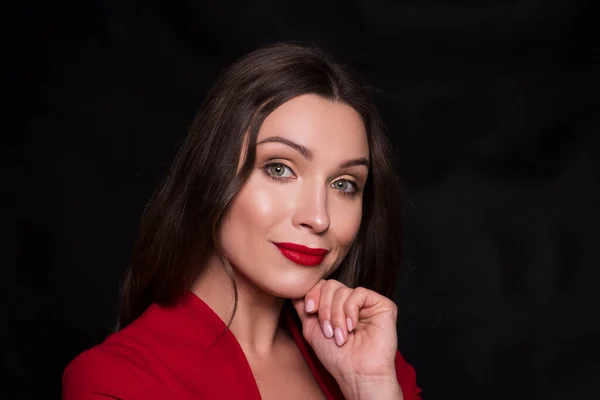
[115,42,403,330]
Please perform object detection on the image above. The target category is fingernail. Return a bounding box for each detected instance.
[322,320,334,338]
[334,327,345,346]
[347,317,353,332]
[305,299,315,313]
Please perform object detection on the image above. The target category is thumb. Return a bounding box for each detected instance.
[291,298,308,325]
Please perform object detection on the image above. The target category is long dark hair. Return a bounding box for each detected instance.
[115,43,403,330]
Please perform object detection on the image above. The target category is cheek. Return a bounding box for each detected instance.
[219,176,285,248]
[330,200,363,248]
[233,188,275,220]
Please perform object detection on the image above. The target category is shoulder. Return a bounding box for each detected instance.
[62,299,224,400]
[62,343,159,400]
[62,307,175,400]
[394,351,422,400]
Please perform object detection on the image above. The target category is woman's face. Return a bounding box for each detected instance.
[218,94,369,299]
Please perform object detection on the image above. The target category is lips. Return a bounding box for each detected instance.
[273,242,329,267]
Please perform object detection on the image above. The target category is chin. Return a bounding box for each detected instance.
[257,277,320,300]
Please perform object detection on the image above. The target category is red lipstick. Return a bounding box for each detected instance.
[273,242,329,266]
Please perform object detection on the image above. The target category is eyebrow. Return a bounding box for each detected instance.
[256,136,369,169]
[257,136,313,160]
[339,158,369,169]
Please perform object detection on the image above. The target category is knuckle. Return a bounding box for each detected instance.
[322,279,337,291]
[343,300,355,312]
[333,279,348,288]
[354,286,367,295]
[318,304,331,320]
[307,284,324,297]
[330,308,342,320]
[332,286,346,300]
[308,280,325,296]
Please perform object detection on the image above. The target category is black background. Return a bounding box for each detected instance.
[8,1,600,399]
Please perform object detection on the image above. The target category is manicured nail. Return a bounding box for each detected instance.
[334,327,345,346]
[305,299,315,313]
[347,317,353,332]
[322,320,334,338]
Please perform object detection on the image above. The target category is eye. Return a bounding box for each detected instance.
[331,179,358,195]
[264,162,295,179]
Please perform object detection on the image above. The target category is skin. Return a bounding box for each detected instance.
[191,94,403,400]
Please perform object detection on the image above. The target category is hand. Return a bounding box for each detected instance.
[292,279,403,400]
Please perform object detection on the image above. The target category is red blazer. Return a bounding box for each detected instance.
[63,291,421,399]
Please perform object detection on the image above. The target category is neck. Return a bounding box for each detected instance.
[190,252,286,357]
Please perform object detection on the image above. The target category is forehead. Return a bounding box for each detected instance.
[257,94,369,160]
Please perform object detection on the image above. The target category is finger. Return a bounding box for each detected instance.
[303,279,326,314]
[317,280,342,339]
[344,286,382,330]
[331,286,352,346]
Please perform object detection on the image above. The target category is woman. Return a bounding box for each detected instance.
[63,43,421,400]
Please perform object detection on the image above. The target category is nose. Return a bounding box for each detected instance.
[292,181,330,234]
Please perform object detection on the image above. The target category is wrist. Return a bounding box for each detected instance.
[338,373,404,400]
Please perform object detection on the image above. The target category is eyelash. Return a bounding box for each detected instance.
[261,162,362,197]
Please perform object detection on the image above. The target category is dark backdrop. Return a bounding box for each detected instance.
[8,1,600,399]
